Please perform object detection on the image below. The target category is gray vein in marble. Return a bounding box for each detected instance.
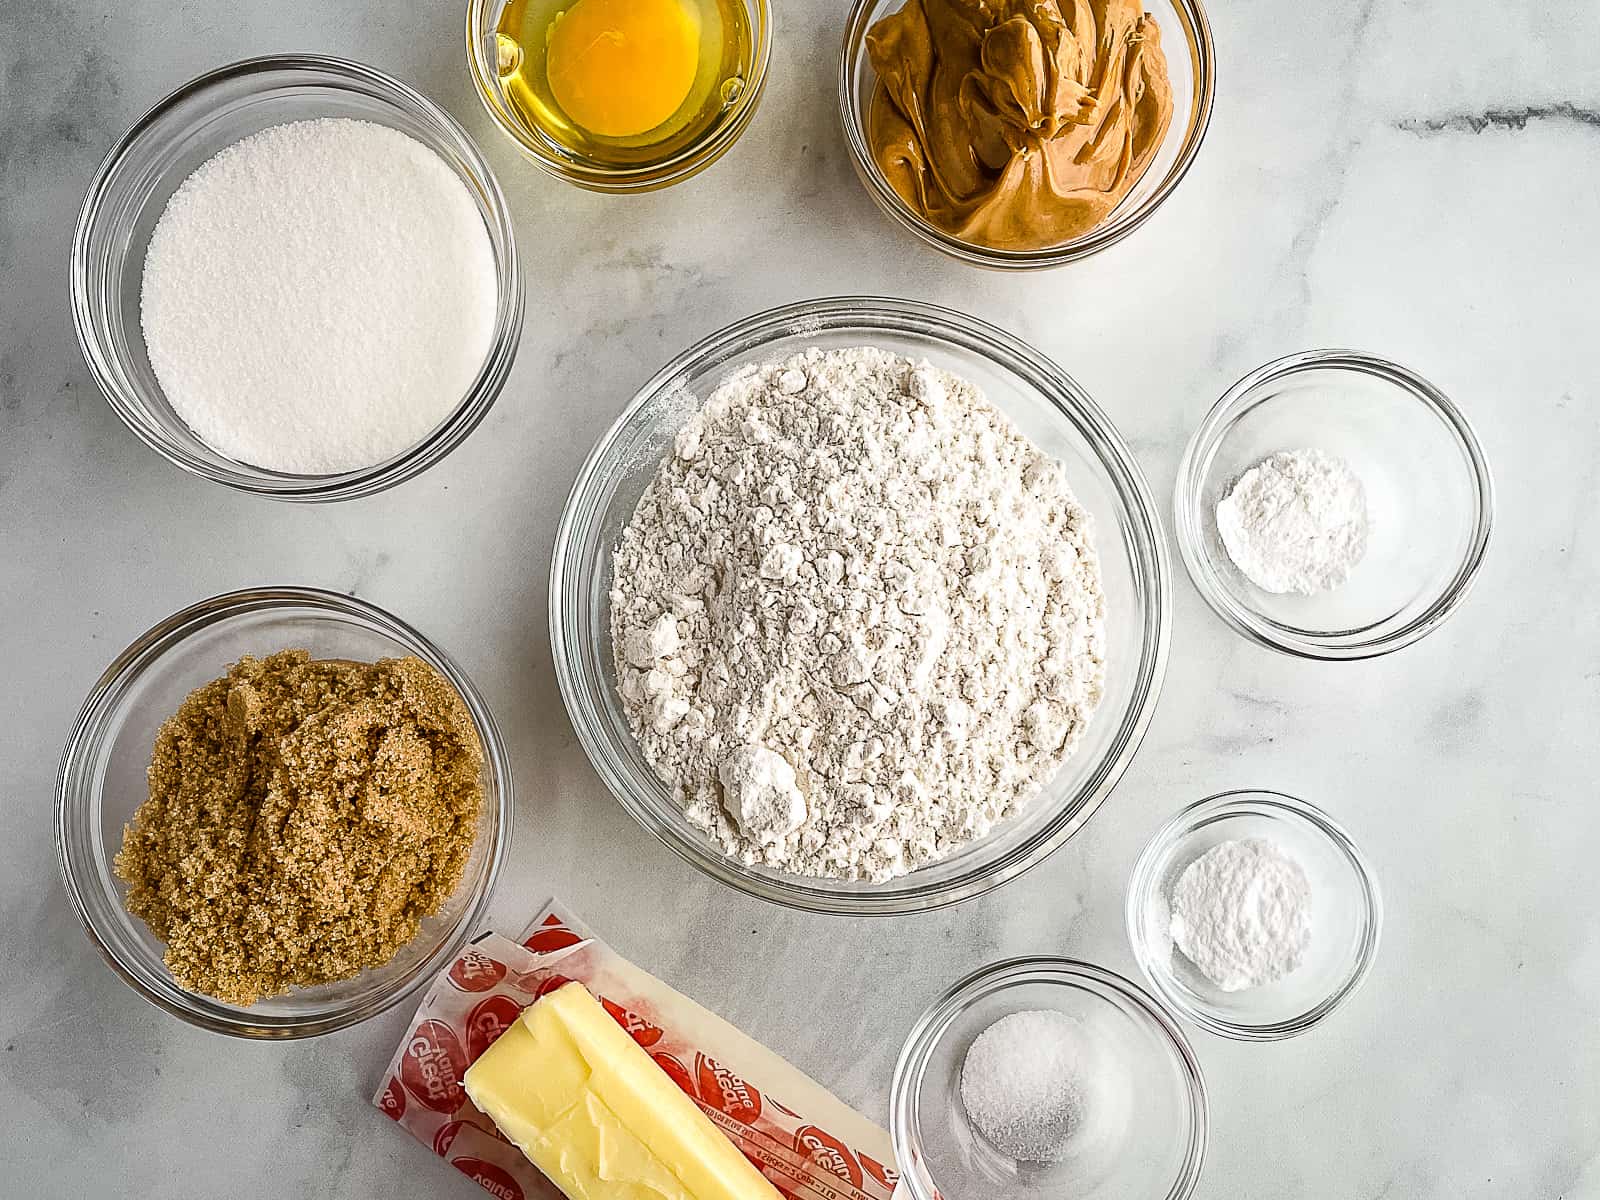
[1425,690,1487,752]
[3,895,165,1128]
[1225,688,1291,715]
[1552,393,1600,559]
[340,548,393,600]
[1397,102,1600,136]
[1255,0,1380,345]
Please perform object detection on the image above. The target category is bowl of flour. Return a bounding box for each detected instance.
[1174,349,1493,659]
[551,297,1171,914]
[72,55,523,501]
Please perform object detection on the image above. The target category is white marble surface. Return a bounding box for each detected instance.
[3,0,1598,1196]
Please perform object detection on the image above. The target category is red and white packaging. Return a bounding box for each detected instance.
[374,900,901,1200]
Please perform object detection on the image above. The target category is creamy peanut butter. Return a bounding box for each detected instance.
[866,0,1174,252]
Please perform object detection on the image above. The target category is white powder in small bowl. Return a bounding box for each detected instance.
[140,117,498,475]
[1169,837,1312,991]
[1216,448,1368,595]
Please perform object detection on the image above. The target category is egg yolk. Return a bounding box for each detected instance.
[546,0,701,139]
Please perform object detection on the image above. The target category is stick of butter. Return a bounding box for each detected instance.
[463,980,785,1200]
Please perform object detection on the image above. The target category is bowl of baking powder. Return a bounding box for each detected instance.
[1175,349,1493,659]
[1126,790,1383,1040]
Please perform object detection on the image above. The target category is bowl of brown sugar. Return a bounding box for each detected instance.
[55,587,512,1038]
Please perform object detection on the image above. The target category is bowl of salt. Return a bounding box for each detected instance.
[890,957,1207,1200]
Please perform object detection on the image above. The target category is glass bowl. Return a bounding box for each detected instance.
[550,296,1170,914]
[467,0,771,192]
[1126,790,1381,1041]
[55,587,513,1039]
[70,55,524,502]
[1174,350,1494,659]
[891,957,1207,1200]
[838,0,1214,269]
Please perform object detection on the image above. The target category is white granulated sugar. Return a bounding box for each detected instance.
[1216,448,1369,594]
[140,118,497,475]
[1169,837,1312,991]
[960,1010,1088,1164]
[609,346,1107,883]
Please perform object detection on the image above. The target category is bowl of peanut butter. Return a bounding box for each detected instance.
[839,0,1214,268]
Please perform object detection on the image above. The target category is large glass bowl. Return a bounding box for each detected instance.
[55,588,513,1039]
[550,297,1170,914]
[70,55,524,502]
[839,0,1215,269]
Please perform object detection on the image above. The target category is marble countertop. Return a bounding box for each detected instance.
[4,0,1598,1196]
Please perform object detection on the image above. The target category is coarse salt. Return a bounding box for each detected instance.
[959,1009,1089,1163]
[140,117,498,475]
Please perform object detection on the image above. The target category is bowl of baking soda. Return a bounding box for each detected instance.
[1127,790,1382,1041]
[72,55,523,501]
[1174,349,1493,658]
[890,957,1208,1200]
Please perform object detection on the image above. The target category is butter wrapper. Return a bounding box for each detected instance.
[374,900,900,1200]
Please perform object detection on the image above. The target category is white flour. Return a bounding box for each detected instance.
[1169,838,1312,991]
[141,118,497,474]
[610,347,1106,882]
[1216,448,1369,594]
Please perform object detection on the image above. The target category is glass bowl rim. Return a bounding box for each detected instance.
[836,0,1216,270]
[1173,348,1495,660]
[69,52,525,503]
[1124,788,1383,1042]
[54,585,515,1039]
[889,955,1209,1200]
[549,294,1172,916]
[465,0,773,193]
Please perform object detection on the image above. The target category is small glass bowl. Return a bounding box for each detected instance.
[550,296,1171,914]
[70,55,524,502]
[839,0,1215,269]
[891,957,1207,1200]
[55,587,513,1039]
[467,0,772,192]
[1174,350,1494,659]
[1126,791,1381,1041]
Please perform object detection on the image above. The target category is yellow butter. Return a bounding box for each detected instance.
[463,982,782,1200]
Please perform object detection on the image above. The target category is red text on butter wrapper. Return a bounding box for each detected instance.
[452,1156,525,1200]
[696,1054,763,1124]
[402,1019,469,1113]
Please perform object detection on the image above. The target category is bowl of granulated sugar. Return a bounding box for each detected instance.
[72,55,523,501]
